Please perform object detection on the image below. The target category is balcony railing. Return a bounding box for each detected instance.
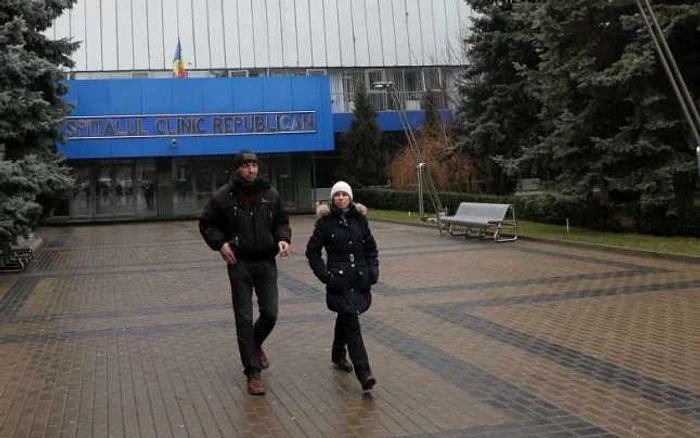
[331,90,449,113]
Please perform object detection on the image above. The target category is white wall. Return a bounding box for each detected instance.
[51,0,470,72]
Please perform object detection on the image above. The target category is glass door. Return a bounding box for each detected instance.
[135,160,157,217]
[70,165,95,218]
[275,156,296,210]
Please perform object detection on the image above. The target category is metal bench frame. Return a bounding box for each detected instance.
[438,202,518,242]
[0,242,34,273]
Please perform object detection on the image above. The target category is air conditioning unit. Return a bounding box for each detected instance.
[228,70,249,78]
[307,69,327,76]
[404,100,421,110]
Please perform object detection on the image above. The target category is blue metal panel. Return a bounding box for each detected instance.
[332,109,454,133]
[201,80,233,112]
[142,82,176,114]
[231,78,265,112]
[59,77,335,159]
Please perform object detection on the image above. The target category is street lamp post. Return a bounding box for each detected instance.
[372,81,446,223]
[417,162,426,218]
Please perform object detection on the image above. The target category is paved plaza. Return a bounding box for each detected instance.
[1,216,700,437]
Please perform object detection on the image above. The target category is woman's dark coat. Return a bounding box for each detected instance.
[305,203,379,315]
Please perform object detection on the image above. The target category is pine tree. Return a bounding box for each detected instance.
[0,0,78,243]
[456,0,541,195]
[0,155,74,243]
[338,82,386,186]
[422,90,443,137]
[458,0,700,233]
[519,0,700,230]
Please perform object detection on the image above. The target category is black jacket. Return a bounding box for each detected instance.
[305,203,379,314]
[199,176,291,259]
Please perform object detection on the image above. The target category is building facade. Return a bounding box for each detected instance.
[49,0,471,221]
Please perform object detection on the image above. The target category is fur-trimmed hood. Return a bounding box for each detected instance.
[316,202,367,218]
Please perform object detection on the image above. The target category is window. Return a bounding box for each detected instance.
[270,68,306,76]
[307,69,327,76]
[404,69,423,92]
[131,71,149,79]
[365,69,388,110]
[344,71,366,103]
[423,68,442,91]
[385,69,401,88]
[342,72,354,95]
[187,70,215,78]
[366,69,385,89]
[228,70,249,78]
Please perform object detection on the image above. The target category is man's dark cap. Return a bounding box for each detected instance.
[233,150,258,169]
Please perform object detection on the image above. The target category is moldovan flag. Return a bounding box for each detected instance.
[173,38,187,78]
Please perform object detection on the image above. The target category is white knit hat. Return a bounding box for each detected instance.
[330,181,353,201]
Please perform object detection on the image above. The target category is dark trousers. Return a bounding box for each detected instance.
[332,312,371,381]
[227,259,279,376]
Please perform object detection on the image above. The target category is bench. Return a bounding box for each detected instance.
[438,202,518,242]
[0,241,34,273]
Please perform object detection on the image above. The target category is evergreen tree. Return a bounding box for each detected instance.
[338,82,386,186]
[0,155,74,243]
[422,90,443,137]
[458,0,700,232]
[518,0,700,230]
[456,0,541,195]
[0,0,78,243]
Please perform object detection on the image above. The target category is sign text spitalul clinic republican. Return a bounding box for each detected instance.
[62,111,317,140]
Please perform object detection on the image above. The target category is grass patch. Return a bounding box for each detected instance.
[367,209,700,258]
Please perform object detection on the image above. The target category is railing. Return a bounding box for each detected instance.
[331,90,449,113]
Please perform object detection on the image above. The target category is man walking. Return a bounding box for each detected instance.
[199,150,291,395]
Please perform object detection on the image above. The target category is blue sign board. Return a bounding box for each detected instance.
[64,112,317,139]
[59,76,334,159]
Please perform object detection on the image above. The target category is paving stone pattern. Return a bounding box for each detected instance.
[1,217,699,437]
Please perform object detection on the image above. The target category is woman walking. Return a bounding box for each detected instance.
[305,181,379,391]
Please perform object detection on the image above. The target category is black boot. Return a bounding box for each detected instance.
[360,374,376,391]
[333,358,353,373]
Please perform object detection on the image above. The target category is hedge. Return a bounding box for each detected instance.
[354,188,700,237]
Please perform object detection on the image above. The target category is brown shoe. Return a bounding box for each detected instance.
[256,348,269,369]
[247,374,265,395]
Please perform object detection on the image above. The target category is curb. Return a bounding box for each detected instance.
[518,236,700,264]
[39,211,313,227]
[371,218,700,264]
